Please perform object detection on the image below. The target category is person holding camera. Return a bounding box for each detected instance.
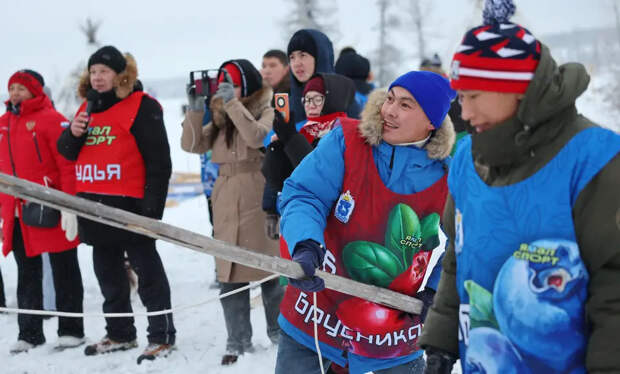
[0,69,84,353]
[181,59,283,366]
[56,46,176,364]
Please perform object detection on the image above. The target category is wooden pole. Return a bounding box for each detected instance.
[0,172,423,314]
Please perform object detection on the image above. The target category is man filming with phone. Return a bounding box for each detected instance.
[181,59,284,366]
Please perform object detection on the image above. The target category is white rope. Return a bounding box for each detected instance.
[313,292,325,374]
[0,274,279,318]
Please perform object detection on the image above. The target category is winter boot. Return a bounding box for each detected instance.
[55,336,86,351]
[221,354,238,365]
[84,336,138,356]
[10,340,40,354]
[136,343,176,364]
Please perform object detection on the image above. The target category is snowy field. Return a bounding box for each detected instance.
[0,195,286,374]
[0,71,617,374]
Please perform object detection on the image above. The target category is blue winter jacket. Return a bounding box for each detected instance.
[279,124,445,289]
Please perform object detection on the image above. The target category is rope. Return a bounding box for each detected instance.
[313,292,325,374]
[0,274,279,318]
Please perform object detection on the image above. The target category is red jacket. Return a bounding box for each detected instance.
[0,95,79,257]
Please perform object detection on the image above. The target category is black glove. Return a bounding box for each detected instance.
[415,288,436,322]
[264,213,279,240]
[424,347,457,374]
[273,110,297,144]
[289,239,325,292]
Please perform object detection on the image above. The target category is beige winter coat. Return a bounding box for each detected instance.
[181,84,278,282]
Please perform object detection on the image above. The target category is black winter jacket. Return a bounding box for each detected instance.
[57,88,172,246]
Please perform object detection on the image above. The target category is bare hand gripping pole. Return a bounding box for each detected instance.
[0,172,423,314]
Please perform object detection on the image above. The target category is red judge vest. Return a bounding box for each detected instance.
[74,91,146,198]
[280,119,448,359]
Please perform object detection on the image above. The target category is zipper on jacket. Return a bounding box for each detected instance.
[32,132,43,163]
[7,116,17,176]
[389,146,395,170]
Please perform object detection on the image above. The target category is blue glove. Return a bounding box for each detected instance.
[289,239,325,292]
[213,82,235,103]
[415,288,436,322]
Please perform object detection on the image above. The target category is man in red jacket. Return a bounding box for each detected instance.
[0,69,84,353]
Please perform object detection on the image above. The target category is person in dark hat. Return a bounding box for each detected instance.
[181,59,284,366]
[274,70,456,374]
[0,69,84,353]
[420,0,620,373]
[56,45,176,364]
[261,72,355,242]
[335,47,374,109]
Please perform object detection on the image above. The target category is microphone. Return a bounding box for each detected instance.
[85,89,99,116]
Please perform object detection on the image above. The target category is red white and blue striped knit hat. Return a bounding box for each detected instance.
[450,0,541,94]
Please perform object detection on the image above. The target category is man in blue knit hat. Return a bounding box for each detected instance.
[274,71,456,374]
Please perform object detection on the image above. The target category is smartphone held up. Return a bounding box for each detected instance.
[274,93,290,123]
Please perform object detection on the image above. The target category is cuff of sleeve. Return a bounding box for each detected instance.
[418,307,460,357]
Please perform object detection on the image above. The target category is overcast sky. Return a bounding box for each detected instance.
[0,0,616,93]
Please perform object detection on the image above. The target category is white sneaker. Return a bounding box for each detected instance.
[55,336,86,350]
[10,340,36,354]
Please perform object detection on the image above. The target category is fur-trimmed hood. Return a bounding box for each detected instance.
[358,89,455,160]
[210,82,273,126]
[77,53,138,100]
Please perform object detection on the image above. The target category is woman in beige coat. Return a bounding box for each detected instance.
[181,59,283,365]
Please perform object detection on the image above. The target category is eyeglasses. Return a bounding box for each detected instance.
[302,95,325,107]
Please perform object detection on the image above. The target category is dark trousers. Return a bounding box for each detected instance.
[220,278,284,355]
[92,239,176,345]
[12,221,84,345]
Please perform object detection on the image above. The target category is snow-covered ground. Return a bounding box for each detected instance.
[0,70,617,374]
[0,195,284,374]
